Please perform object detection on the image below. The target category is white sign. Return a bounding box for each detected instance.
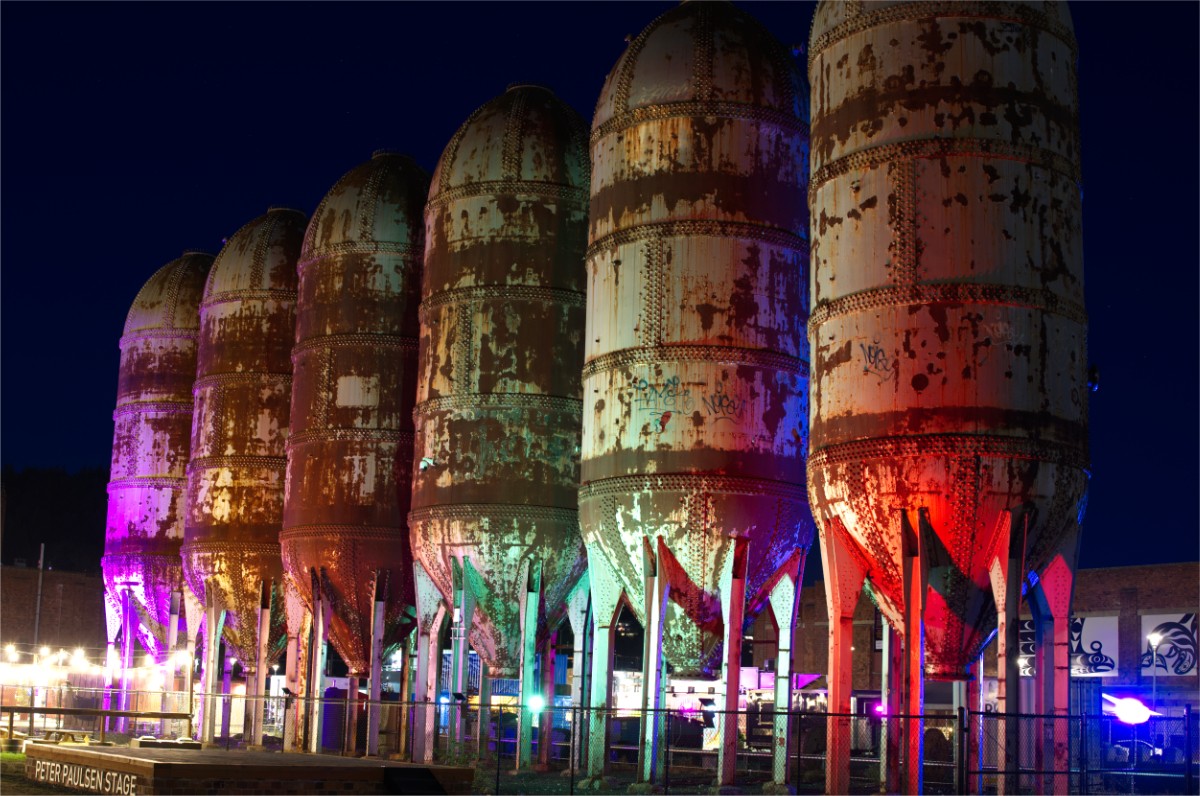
[31,759,137,795]
[1071,616,1119,677]
[1141,613,1198,677]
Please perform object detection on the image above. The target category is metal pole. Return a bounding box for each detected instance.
[569,705,576,796]
[957,705,968,794]
[1185,704,1194,796]
[1151,640,1159,710]
[495,705,503,795]
[1079,712,1087,796]
[33,544,45,651]
[664,707,671,794]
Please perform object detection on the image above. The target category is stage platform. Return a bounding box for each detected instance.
[23,743,475,795]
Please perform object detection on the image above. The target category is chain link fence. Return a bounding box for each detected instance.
[3,684,1195,795]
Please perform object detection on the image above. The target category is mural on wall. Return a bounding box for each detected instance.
[1018,615,1120,677]
[1141,613,1199,677]
[1070,616,1118,677]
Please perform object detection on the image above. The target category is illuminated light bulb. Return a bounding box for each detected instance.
[5,650,18,663]
[39,646,50,657]
[4,644,14,654]
[1114,697,1151,725]
[1148,632,1162,647]
[74,648,85,659]
[529,694,546,714]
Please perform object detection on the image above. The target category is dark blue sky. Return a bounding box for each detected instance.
[1,2,1196,572]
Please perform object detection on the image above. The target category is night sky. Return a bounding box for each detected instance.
[2,2,1196,573]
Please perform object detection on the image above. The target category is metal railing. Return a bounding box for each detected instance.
[2,684,1194,795]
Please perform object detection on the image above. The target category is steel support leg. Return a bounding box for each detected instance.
[517,561,541,770]
[767,551,804,787]
[818,521,865,796]
[584,551,621,784]
[566,575,590,774]
[640,548,669,784]
[413,561,446,764]
[717,537,749,787]
[366,575,387,757]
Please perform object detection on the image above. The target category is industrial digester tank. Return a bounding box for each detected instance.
[104,251,212,692]
[806,2,1088,791]
[182,208,306,744]
[409,84,589,765]
[282,152,428,754]
[579,2,813,785]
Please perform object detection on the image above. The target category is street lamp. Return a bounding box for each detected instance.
[1147,632,1162,709]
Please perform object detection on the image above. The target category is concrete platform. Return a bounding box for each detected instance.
[24,743,475,795]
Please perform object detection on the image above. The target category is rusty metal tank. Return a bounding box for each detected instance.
[807,1,1089,678]
[182,208,306,665]
[281,152,429,676]
[579,2,813,677]
[410,85,589,677]
[103,251,213,660]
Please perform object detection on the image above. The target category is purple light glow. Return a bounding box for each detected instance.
[1113,697,1151,725]
[874,703,887,715]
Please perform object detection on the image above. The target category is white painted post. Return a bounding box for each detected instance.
[516,561,541,770]
[640,544,669,784]
[717,537,748,787]
[366,572,387,757]
[766,551,804,787]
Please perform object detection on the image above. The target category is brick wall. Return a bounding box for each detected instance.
[748,561,1200,704]
[0,565,107,651]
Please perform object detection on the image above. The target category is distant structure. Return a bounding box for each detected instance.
[579,2,813,788]
[807,1,1088,793]
[282,151,429,756]
[182,208,306,746]
[409,84,589,768]
[102,251,212,720]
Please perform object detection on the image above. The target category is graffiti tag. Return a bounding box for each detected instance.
[632,375,693,433]
[860,341,894,381]
[701,381,744,423]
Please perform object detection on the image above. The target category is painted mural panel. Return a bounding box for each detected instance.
[1141,613,1199,677]
[1018,615,1120,677]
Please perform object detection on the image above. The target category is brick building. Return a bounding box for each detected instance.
[749,561,1200,711]
[0,565,108,656]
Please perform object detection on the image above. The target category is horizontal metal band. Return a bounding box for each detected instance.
[286,428,415,448]
[587,219,807,261]
[280,525,407,542]
[192,372,293,391]
[291,332,418,357]
[808,282,1088,331]
[298,239,421,265]
[201,289,297,309]
[810,137,1080,195]
[809,433,1090,471]
[426,179,588,210]
[419,284,585,315]
[180,540,280,557]
[120,329,199,345]
[106,476,186,491]
[579,473,807,501]
[592,99,806,145]
[808,1,1077,75]
[408,503,578,525]
[414,392,583,418]
[101,552,183,563]
[582,345,808,380]
[112,400,193,419]
[187,455,286,472]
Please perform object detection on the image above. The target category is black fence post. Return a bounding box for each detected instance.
[664,707,671,795]
[1079,712,1088,796]
[569,706,576,796]
[495,705,502,796]
[1186,704,1195,796]
[957,706,968,795]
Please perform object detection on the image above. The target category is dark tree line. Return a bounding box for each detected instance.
[0,466,108,574]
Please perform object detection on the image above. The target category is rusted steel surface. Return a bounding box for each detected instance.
[807,1,1089,678]
[410,85,589,678]
[580,3,813,677]
[281,152,428,675]
[182,208,306,665]
[103,251,213,660]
